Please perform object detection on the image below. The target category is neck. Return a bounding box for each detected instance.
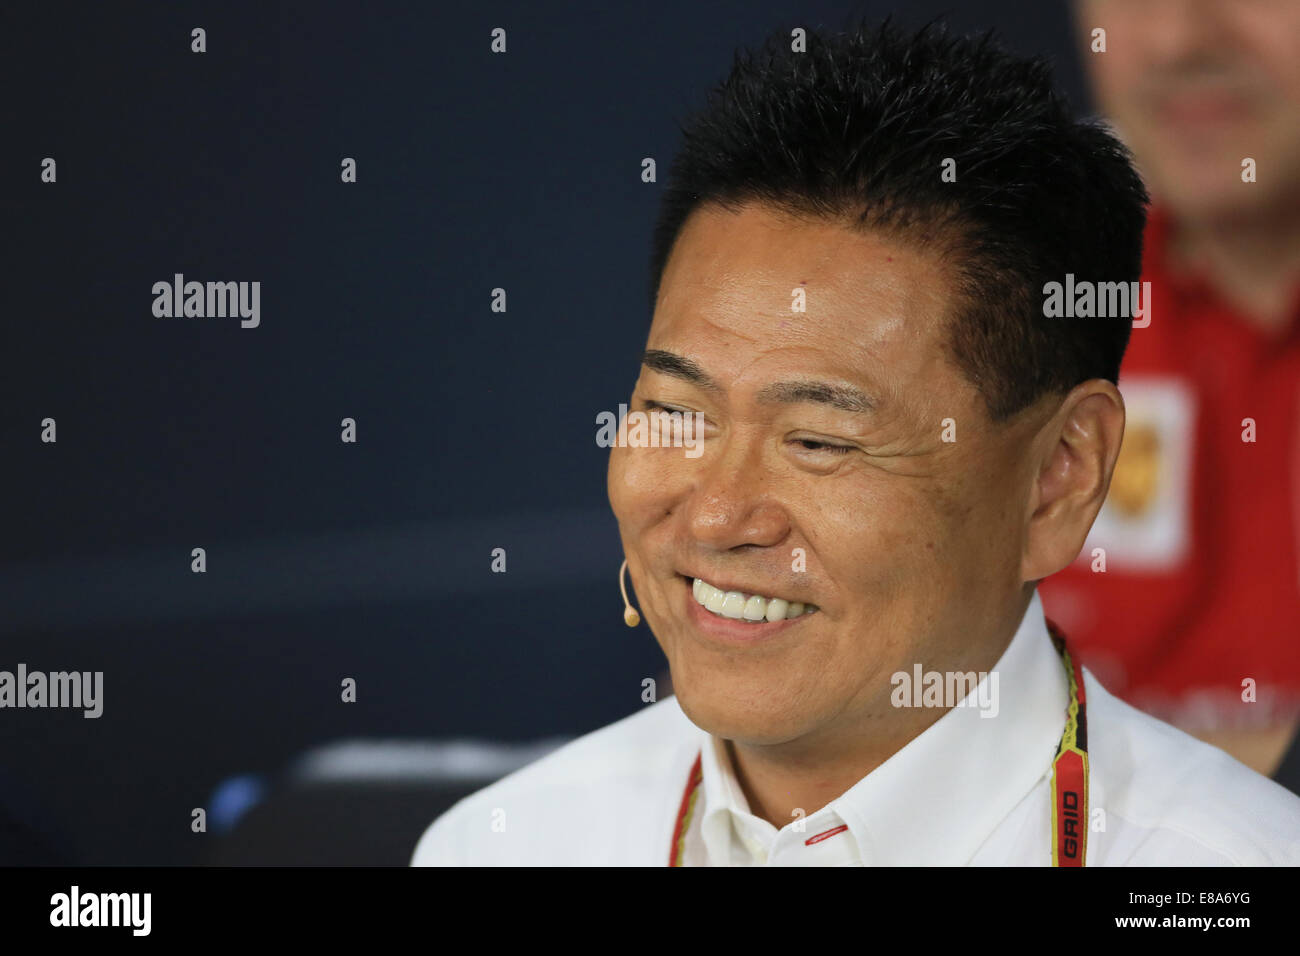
[724,592,1032,828]
[1168,201,1300,333]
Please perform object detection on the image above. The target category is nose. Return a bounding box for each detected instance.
[682,431,791,552]
[1140,0,1227,65]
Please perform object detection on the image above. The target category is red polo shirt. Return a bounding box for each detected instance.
[1039,207,1300,732]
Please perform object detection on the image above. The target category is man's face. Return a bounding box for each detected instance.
[1078,0,1300,219]
[607,202,1040,746]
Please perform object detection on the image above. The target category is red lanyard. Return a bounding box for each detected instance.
[669,625,1090,866]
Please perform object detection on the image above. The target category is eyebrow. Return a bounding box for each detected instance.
[641,349,876,413]
[641,349,720,390]
[755,380,875,414]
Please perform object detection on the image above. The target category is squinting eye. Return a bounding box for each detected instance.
[795,438,853,455]
[642,400,683,414]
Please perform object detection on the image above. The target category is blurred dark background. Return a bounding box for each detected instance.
[2,0,1085,864]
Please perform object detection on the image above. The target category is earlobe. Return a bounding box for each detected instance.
[1021,383,1126,582]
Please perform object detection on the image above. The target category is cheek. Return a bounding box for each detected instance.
[606,446,628,514]
[1238,12,1300,96]
[1078,30,1142,117]
[608,446,681,526]
[930,459,1024,583]
[813,479,955,603]
[1092,66,1144,126]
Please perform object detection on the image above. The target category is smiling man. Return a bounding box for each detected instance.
[412,20,1300,866]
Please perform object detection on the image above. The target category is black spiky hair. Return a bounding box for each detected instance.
[648,18,1149,420]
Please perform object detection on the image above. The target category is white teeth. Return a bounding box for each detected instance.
[690,578,817,624]
[720,591,747,619]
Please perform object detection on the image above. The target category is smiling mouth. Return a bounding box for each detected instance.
[686,574,819,623]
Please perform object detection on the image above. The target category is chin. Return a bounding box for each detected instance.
[671,677,817,746]
[1159,175,1266,221]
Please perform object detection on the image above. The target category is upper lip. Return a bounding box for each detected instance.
[679,569,811,603]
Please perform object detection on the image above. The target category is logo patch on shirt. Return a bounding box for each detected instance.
[1082,376,1196,570]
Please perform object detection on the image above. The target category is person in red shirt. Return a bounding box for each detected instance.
[1044,1,1300,776]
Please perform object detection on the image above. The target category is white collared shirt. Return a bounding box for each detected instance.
[412,592,1300,866]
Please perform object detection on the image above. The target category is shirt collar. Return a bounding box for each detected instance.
[691,590,1069,865]
[697,734,773,864]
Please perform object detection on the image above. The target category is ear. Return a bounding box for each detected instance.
[1021,380,1126,582]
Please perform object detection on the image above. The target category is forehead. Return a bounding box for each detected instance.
[649,202,960,397]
